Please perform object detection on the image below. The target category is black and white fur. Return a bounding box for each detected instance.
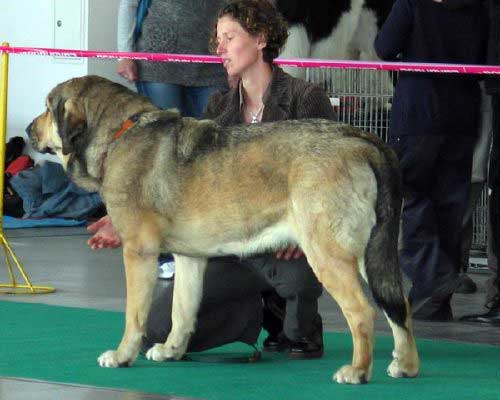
[276,0,394,79]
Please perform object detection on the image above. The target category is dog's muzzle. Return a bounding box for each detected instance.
[26,121,55,155]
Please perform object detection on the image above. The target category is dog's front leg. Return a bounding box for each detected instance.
[146,255,207,361]
[98,238,159,368]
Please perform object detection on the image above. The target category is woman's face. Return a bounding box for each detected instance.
[216,15,266,77]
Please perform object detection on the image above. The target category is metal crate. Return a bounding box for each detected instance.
[472,187,489,252]
[306,67,488,254]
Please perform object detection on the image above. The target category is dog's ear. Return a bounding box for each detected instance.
[177,119,219,161]
[54,97,86,155]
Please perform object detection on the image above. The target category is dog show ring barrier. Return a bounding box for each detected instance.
[1,44,500,287]
[0,43,55,294]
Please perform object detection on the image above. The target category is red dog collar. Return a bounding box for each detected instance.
[113,113,141,141]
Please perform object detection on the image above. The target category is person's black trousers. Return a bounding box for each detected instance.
[488,95,500,297]
[390,134,476,310]
[143,254,323,352]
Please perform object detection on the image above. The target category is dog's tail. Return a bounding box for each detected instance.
[363,135,407,329]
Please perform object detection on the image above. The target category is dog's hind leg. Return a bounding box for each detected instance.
[359,254,419,378]
[358,129,419,378]
[146,255,207,362]
[305,242,376,384]
[98,216,160,368]
[361,200,420,378]
[384,298,419,378]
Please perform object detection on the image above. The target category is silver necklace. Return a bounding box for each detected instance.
[249,103,264,124]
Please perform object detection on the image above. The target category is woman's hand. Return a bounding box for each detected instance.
[276,245,304,260]
[117,59,138,82]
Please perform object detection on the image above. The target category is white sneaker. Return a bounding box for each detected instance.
[158,261,175,279]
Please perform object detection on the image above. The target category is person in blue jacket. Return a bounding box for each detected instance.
[374,0,487,321]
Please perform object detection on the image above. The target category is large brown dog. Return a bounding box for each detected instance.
[27,75,419,384]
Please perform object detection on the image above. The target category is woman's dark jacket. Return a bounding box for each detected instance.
[204,67,334,124]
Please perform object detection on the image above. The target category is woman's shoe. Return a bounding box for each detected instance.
[263,332,289,352]
[288,315,324,359]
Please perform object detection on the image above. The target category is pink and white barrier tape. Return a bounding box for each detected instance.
[2,45,500,75]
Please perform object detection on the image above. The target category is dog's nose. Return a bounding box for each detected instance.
[25,122,33,137]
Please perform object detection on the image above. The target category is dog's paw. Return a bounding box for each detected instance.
[145,343,185,362]
[387,358,419,378]
[146,343,170,362]
[97,350,131,368]
[333,365,371,384]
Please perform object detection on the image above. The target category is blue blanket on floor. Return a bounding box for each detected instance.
[9,161,102,219]
[2,216,86,229]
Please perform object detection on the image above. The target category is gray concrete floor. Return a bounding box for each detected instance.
[1,226,499,399]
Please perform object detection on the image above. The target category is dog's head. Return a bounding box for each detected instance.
[26,76,93,163]
[26,76,158,193]
[27,75,157,161]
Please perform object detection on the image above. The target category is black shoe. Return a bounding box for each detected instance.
[412,299,453,322]
[288,338,324,359]
[459,309,500,326]
[454,274,477,294]
[262,291,287,353]
[288,315,324,359]
[263,333,289,352]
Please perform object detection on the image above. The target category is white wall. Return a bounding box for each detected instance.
[0,0,121,162]
[88,0,121,82]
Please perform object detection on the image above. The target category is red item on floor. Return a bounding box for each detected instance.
[5,155,34,176]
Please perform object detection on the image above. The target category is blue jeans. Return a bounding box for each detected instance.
[136,81,219,118]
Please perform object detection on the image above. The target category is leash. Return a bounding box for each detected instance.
[183,345,262,364]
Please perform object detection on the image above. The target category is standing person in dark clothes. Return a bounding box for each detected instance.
[461,0,500,326]
[374,0,487,321]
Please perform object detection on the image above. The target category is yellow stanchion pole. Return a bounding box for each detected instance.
[0,42,54,294]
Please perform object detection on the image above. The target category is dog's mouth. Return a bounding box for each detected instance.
[26,122,57,155]
[28,136,56,155]
[39,146,57,155]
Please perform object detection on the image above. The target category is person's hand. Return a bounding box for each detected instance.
[275,245,304,260]
[117,59,138,82]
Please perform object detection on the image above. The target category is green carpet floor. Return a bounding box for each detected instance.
[1,301,499,400]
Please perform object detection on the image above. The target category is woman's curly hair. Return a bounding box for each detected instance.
[210,0,289,64]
